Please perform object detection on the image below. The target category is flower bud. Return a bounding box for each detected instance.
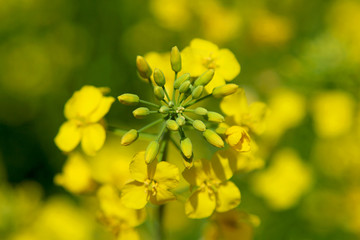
[225,126,251,152]
[194,69,215,87]
[206,111,224,123]
[132,107,150,119]
[212,84,239,98]
[193,120,206,132]
[145,141,159,163]
[176,116,186,126]
[181,138,192,159]
[179,80,191,93]
[118,94,139,105]
[216,123,229,135]
[203,129,224,148]
[136,56,152,79]
[166,119,179,131]
[194,107,208,116]
[174,73,190,89]
[192,85,203,99]
[170,46,182,72]
[121,129,138,146]
[159,105,170,114]
[154,68,166,86]
[154,86,165,100]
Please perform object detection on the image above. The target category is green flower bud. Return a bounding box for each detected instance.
[212,84,239,98]
[136,56,152,79]
[132,107,150,119]
[192,85,204,99]
[176,116,186,126]
[154,68,166,86]
[206,111,225,123]
[145,141,159,163]
[194,69,215,87]
[193,120,206,132]
[203,129,224,148]
[121,129,138,146]
[154,86,165,100]
[179,80,191,93]
[118,94,140,105]
[181,138,192,159]
[159,105,170,114]
[174,73,190,89]
[194,107,208,116]
[170,46,182,72]
[166,119,179,131]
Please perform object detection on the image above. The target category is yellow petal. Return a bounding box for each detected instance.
[182,159,210,186]
[150,186,176,205]
[211,149,237,181]
[185,188,216,219]
[190,38,219,53]
[81,123,106,156]
[220,88,248,124]
[129,152,148,182]
[88,96,115,123]
[121,181,148,209]
[215,181,241,212]
[204,73,226,93]
[117,227,140,240]
[153,161,180,189]
[54,120,81,152]
[216,49,241,81]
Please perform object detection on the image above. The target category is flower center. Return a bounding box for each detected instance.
[144,179,159,196]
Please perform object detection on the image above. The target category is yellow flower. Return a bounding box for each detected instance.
[251,149,312,210]
[220,88,269,135]
[183,158,241,219]
[121,152,180,209]
[225,126,251,152]
[54,152,96,194]
[54,85,115,156]
[97,185,146,240]
[181,38,240,92]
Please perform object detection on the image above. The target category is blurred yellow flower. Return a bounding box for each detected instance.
[311,91,355,138]
[183,158,241,219]
[121,152,180,209]
[251,149,312,210]
[221,89,269,135]
[181,38,240,92]
[54,152,96,194]
[97,185,146,240]
[225,126,251,152]
[54,85,115,156]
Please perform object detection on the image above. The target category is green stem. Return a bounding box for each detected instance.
[184,93,212,107]
[162,86,171,102]
[140,99,160,108]
[172,72,178,101]
[138,118,164,133]
[183,114,194,124]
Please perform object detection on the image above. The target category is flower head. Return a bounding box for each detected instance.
[120,152,180,209]
[55,85,115,156]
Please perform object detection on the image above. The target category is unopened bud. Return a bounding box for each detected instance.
[121,129,138,146]
[194,69,215,87]
[212,84,239,98]
[154,68,166,86]
[170,46,182,72]
[166,120,179,131]
[194,107,208,116]
[154,86,165,100]
[192,85,203,99]
[136,56,152,79]
[179,80,191,93]
[203,129,224,148]
[181,138,192,159]
[206,111,225,123]
[118,94,139,105]
[174,73,190,89]
[132,107,150,119]
[176,116,186,126]
[159,105,170,114]
[145,141,159,163]
[193,120,206,132]
[216,123,229,135]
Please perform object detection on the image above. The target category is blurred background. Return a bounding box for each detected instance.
[0,0,359,239]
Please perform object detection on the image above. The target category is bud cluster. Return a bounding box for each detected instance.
[118,46,239,167]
